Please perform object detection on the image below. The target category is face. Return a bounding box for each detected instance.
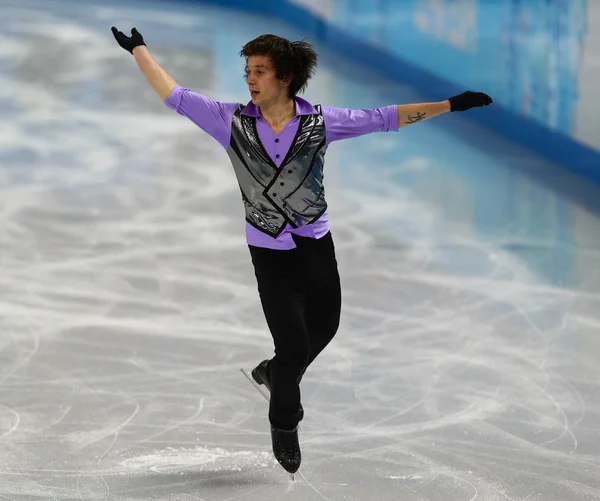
[245,55,291,106]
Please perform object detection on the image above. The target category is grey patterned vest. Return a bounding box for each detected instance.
[226,104,328,238]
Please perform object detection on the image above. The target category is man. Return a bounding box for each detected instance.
[111,27,492,475]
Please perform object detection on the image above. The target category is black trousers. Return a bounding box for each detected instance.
[248,231,342,430]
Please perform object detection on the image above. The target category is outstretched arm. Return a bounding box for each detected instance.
[397,91,493,130]
[133,46,177,101]
[111,27,177,100]
[111,26,238,150]
[398,100,450,128]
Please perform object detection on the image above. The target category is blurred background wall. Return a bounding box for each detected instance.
[199,0,600,181]
[291,0,595,145]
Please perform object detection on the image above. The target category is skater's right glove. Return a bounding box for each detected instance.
[111,27,146,54]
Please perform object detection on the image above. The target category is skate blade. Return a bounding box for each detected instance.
[240,368,270,402]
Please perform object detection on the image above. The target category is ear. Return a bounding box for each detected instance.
[280,76,292,88]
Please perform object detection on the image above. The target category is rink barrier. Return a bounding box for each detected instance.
[185,0,600,182]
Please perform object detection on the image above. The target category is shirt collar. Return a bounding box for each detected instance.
[241,96,318,118]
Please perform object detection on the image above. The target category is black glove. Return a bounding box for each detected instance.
[449,91,493,112]
[111,27,146,54]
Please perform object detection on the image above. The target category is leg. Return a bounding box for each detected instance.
[304,270,341,369]
[294,232,342,373]
[248,245,309,430]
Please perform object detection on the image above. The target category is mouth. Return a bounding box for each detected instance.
[250,90,260,98]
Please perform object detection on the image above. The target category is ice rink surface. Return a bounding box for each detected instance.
[1,0,600,499]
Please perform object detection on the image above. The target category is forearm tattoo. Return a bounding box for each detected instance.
[405,111,427,124]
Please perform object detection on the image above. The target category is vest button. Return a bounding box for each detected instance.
[280,182,284,186]
[272,193,277,197]
[288,170,292,174]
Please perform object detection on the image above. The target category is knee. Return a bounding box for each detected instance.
[328,312,341,336]
[320,311,341,342]
[276,343,310,369]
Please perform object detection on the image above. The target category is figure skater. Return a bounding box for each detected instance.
[111,27,493,475]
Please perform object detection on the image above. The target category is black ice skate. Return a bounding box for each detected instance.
[271,425,301,475]
[251,359,272,390]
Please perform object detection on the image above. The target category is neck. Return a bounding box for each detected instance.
[259,98,296,126]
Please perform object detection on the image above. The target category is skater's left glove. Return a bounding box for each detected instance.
[449,91,493,112]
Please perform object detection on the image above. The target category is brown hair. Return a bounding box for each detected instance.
[240,34,318,98]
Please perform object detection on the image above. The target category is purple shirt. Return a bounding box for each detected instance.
[165,86,398,249]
